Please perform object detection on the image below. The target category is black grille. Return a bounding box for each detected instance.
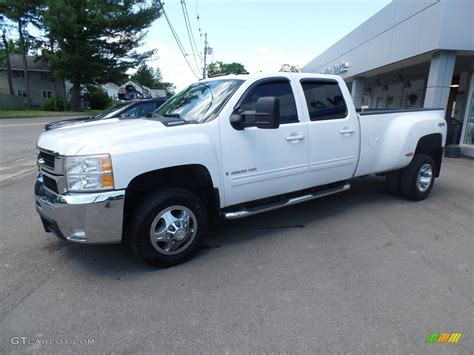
[39,151,55,169]
[43,175,58,193]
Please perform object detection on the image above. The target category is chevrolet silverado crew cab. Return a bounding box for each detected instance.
[35,73,446,267]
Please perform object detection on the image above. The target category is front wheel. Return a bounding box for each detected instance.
[400,154,436,201]
[130,188,209,267]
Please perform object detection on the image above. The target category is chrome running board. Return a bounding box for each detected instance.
[222,182,351,220]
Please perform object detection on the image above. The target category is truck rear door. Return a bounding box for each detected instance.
[298,78,360,186]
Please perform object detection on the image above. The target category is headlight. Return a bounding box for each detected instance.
[65,154,114,192]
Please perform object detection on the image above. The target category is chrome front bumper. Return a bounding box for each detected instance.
[35,173,125,244]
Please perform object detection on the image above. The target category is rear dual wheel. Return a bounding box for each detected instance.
[385,154,435,201]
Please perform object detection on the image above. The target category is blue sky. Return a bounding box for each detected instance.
[143,0,392,90]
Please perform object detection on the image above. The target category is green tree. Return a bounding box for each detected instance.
[42,0,162,111]
[207,61,247,77]
[131,63,175,95]
[0,36,21,61]
[155,81,175,96]
[131,63,160,88]
[109,71,129,86]
[0,27,21,95]
[152,66,175,95]
[0,0,45,107]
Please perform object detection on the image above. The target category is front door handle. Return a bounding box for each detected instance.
[340,128,355,135]
[286,133,305,142]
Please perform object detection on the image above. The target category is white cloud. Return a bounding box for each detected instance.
[134,39,198,92]
[146,40,171,58]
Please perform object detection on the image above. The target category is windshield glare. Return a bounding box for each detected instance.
[154,79,243,123]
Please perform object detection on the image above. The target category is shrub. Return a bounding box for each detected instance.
[42,95,65,111]
[87,86,113,110]
[41,98,55,111]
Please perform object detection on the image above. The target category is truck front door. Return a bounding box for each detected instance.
[220,78,309,207]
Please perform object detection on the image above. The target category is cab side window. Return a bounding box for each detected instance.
[301,80,347,121]
[239,81,298,124]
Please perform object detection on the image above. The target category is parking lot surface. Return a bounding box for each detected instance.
[0,117,472,353]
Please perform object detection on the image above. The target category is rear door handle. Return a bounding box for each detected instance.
[340,128,355,135]
[286,134,305,142]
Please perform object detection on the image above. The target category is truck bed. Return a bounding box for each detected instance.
[354,108,445,177]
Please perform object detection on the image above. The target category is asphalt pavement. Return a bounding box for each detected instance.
[0,117,472,353]
[0,117,80,181]
[0,117,60,163]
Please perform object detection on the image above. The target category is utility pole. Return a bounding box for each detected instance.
[202,33,208,79]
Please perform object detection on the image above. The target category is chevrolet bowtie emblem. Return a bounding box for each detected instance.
[38,158,45,165]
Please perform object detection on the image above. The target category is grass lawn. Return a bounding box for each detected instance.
[0,109,102,119]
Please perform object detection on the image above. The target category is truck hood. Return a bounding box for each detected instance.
[37,118,166,156]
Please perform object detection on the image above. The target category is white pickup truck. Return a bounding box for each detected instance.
[35,73,446,266]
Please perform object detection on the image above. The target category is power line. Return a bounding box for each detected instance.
[195,0,204,57]
[181,0,202,74]
[181,0,202,65]
[161,2,200,78]
[158,0,200,79]
[184,0,201,58]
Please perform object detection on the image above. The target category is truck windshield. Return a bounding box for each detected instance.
[154,79,243,123]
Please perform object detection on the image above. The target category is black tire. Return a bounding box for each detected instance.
[400,154,436,201]
[130,188,209,267]
[385,170,402,196]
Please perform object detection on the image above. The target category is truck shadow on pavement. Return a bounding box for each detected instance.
[63,175,411,275]
[210,175,399,245]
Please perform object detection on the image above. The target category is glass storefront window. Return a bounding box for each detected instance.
[462,78,474,145]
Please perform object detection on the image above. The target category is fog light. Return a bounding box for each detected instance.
[67,229,87,242]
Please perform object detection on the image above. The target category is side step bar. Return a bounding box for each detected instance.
[222,182,351,220]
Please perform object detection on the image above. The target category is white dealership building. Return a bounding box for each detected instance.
[303,0,474,156]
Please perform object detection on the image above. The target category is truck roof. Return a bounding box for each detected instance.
[200,72,343,83]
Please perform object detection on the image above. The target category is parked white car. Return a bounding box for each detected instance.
[35,73,446,266]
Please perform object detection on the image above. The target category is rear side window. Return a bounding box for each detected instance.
[301,80,347,121]
[239,81,298,124]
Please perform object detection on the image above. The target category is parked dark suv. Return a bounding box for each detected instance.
[44,97,168,131]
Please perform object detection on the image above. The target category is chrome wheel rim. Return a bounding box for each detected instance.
[416,163,433,193]
[149,205,197,255]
